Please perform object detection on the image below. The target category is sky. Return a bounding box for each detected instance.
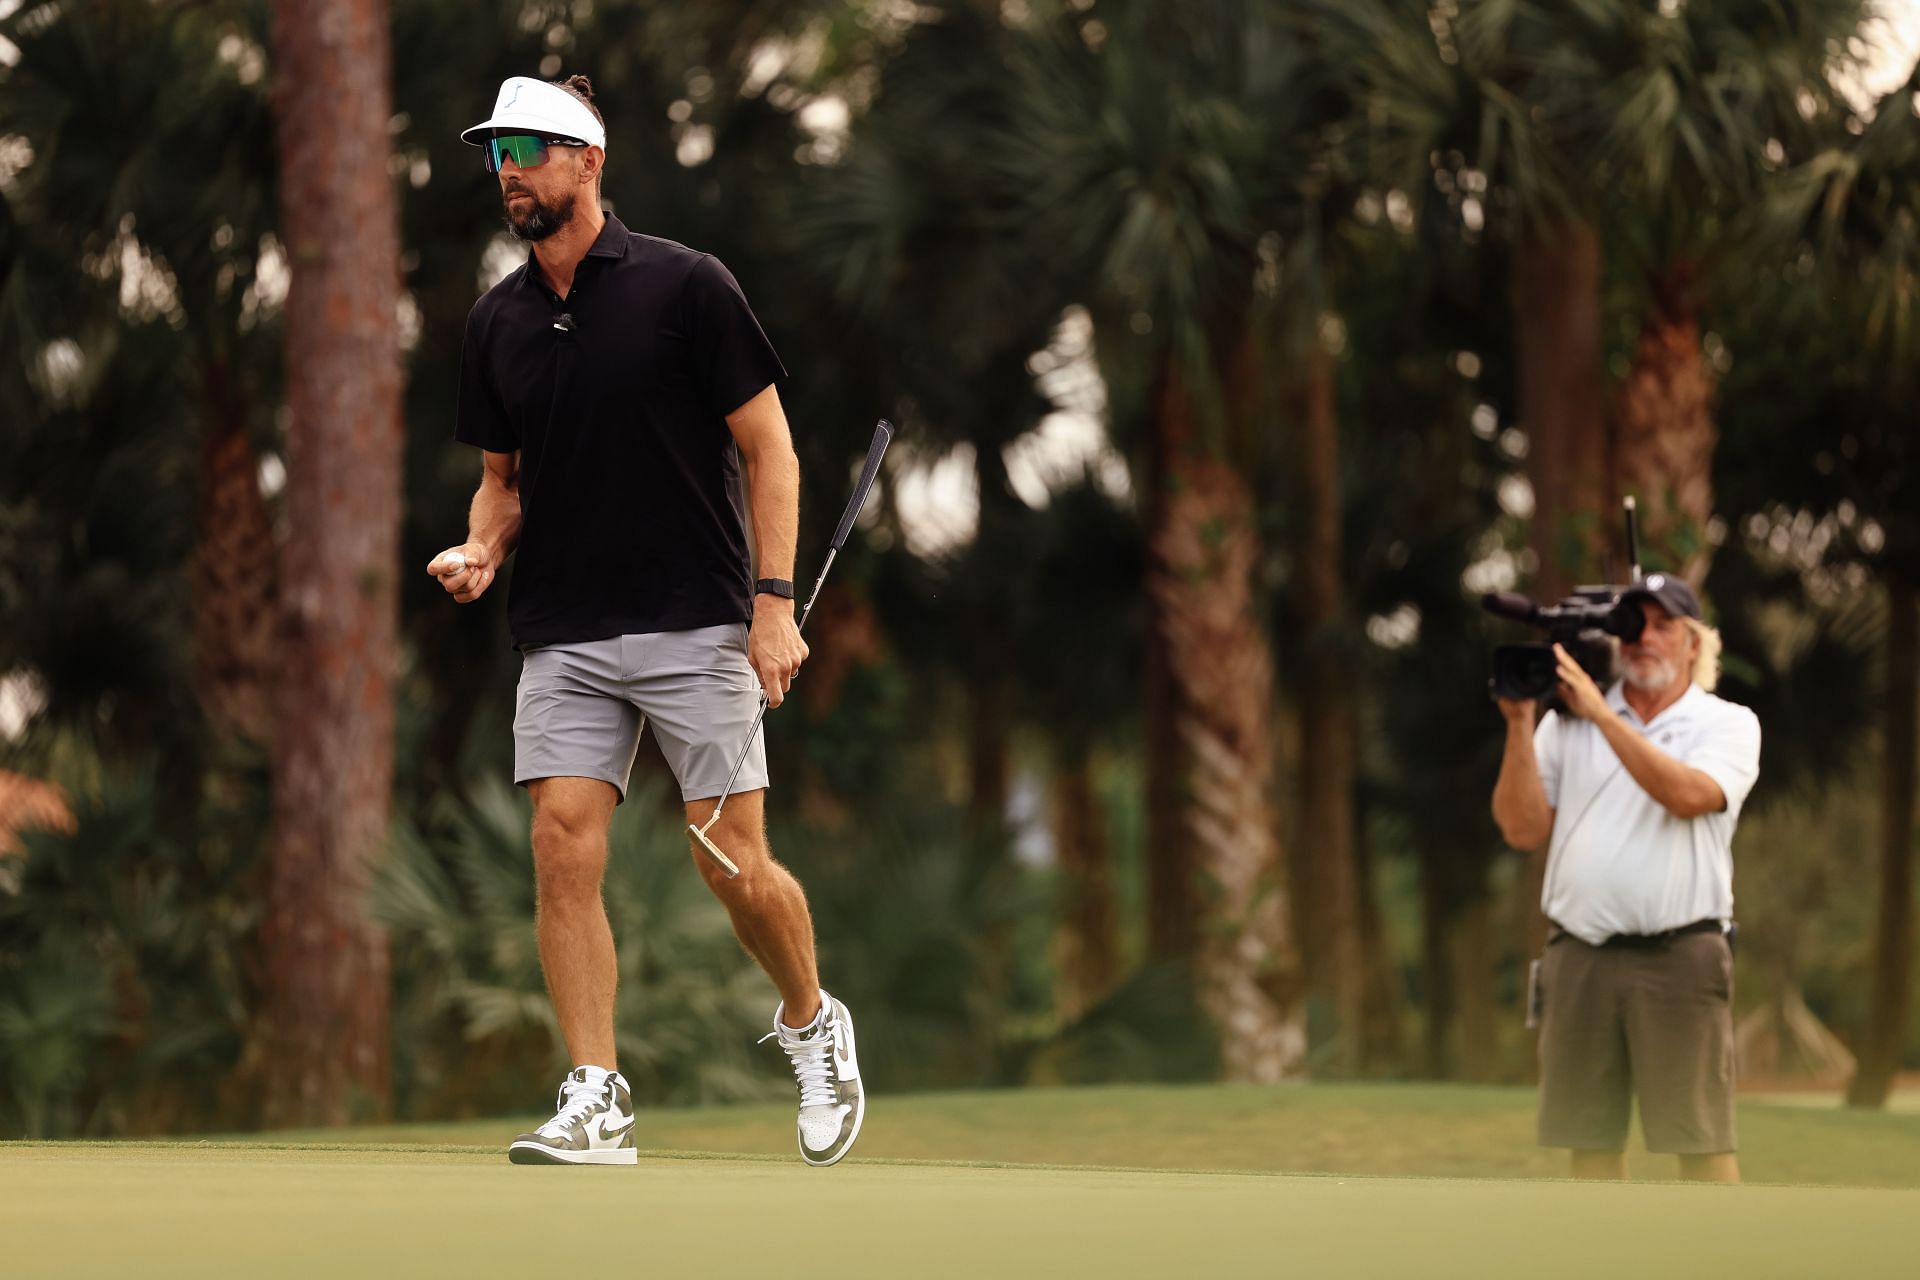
[1846,0,1920,103]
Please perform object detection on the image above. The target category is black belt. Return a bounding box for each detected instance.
[1550,918,1723,949]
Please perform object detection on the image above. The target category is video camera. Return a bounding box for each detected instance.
[1480,498,1647,702]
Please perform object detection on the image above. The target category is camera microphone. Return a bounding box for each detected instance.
[1481,592,1543,624]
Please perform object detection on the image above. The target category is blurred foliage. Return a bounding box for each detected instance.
[0,769,256,1138]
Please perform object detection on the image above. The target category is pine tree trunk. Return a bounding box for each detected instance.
[1614,264,1717,585]
[252,0,403,1127]
[1291,333,1366,1073]
[1053,751,1119,1021]
[1510,218,1611,972]
[1147,355,1304,1083]
[192,357,277,747]
[1848,572,1918,1108]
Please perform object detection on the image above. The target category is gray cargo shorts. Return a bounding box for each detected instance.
[513,623,768,804]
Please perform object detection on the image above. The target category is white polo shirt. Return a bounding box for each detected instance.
[1536,681,1762,947]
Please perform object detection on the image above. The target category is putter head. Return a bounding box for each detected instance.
[689,823,741,878]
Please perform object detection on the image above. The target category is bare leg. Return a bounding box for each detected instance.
[529,776,621,1070]
[685,789,821,1027]
[1570,1150,1628,1180]
[1678,1153,1740,1183]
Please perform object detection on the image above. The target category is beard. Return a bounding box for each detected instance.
[503,187,576,242]
[1623,653,1682,692]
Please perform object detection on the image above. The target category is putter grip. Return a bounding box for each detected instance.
[831,420,894,551]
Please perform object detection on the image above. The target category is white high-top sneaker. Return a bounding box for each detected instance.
[762,990,865,1167]
[507,1066,638,1166]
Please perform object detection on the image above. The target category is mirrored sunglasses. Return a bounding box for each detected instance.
[484,134,585,174]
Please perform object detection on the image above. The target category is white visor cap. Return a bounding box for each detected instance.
[461,77,606,150]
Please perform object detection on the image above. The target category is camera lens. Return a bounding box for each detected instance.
[1491,643,1558,700]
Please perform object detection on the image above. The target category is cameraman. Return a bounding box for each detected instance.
[1492,575,1761,1183]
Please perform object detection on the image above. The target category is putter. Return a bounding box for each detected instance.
[690,419,895,877]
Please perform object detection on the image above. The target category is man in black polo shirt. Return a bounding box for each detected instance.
[428,75,863,1168]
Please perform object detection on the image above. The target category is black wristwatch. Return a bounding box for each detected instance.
[754,577,795,600]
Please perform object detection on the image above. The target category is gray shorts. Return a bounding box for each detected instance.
[513,624,768,804]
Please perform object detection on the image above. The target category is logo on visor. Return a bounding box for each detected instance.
[502,84,523,110]
[1647,574,1665,590]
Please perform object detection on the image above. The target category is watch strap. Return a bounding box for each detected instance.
[754,577,796,600]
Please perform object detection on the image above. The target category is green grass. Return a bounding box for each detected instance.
[236,1082,1920,1187]
[6,1085,1918,1278]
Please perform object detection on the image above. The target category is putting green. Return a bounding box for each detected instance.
[3,1144,1916,1279]
[224,1082,1920,1187]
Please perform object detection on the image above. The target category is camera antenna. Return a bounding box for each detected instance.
[1623,496,1643,585]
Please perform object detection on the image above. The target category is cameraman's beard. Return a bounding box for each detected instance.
[504,189,576,242]
[1623,654,1681,692]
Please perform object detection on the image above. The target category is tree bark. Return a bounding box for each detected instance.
[1512,218,1612,603]
[192,357,277,748]
[1147,354,1304,1082]
[1418,841,1455,1077]
[252,0,403,1127]
[1290,333,1366,1073]
[1848,572,1918,1108]
[1353,820,1406,1072]
[968,678,1013,827]
[1613,263,1718,586]
[968,444,1017,830]
[1145,601,1199,961]
[1053,750,1120,1021]
[1510,218,1610,970]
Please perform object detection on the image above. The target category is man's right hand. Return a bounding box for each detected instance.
[428,543,494,604]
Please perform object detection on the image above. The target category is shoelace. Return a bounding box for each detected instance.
[760,1025,837,1109]
[537,1074,608,1138]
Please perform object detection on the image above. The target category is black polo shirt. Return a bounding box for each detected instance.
[455,214,787,649]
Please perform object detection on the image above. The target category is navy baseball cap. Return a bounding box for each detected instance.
[1622,573,1702,621]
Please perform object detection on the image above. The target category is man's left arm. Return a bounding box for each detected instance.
[1552,644,1728,819]
[728,383,808,708]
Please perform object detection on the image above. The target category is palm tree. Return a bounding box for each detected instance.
[1315,2,1616,995]
[987,0,1333,1080]
[1517,0,1863,583]
[1756,67,1920,1109]
[798,1,1404,1076]
[783,6,1079,1027]
[1338,0,1862,580]
[1308,0,1610,609]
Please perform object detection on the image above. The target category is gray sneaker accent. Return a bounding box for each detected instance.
[508,1067,639,1166]
[766,993,865,1167]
